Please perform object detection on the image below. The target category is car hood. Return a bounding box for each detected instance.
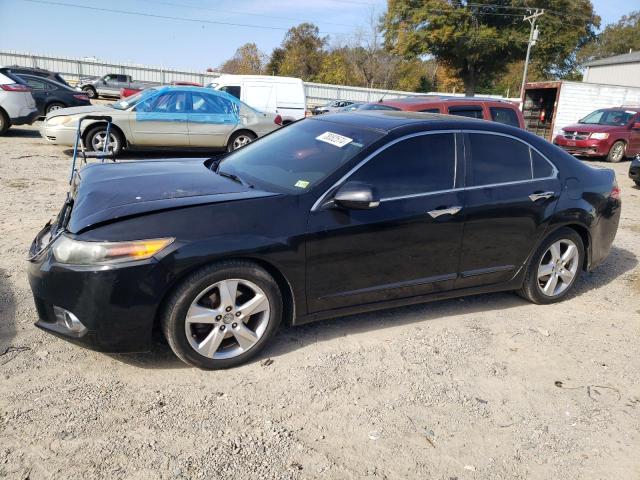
[67,159,278,233]
[561,123,622,133]
[46,104,114,120]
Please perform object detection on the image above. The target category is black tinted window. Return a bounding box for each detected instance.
[469,134,531,186]
[419,108,441,113]
[350,134,456,198]
[220,85,241,99]
[490,107,520,127]
[532,149,554,178]
[448,106,483,119]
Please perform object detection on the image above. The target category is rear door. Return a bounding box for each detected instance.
[457,131,560,288]
[628,113,640,155]
[129,90,189,146]
[187,91,238,147]
[306,132,465,312]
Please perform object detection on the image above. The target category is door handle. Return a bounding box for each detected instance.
[529,191,555,202]
[428,206,462,218]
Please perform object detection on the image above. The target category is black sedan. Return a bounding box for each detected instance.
[17,74,91,116]
[27,112,621,369]
[630,154,640,187]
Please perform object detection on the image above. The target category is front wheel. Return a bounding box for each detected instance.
[82,86,97,99]
[519,228,584,304]
[84,125,124,156]
[161,261,283,369]
[606,141,626,163]
[227,131,256,152]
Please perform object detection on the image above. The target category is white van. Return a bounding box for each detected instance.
[208,75,306,124]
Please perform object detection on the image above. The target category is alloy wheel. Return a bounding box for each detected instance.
[91,130,118,153]
[537,239,579,297]
[185,278,270,360]
[611,143,625,162]
[232,135,253,150]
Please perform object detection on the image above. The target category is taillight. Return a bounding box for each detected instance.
[610,183,620,200]
[274,114,283,126]
[73,94,89,101]
[0,83,32,92]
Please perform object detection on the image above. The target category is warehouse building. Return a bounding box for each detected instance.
[583,51,640,88]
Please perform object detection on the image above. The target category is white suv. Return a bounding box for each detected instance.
[0,67,39,135]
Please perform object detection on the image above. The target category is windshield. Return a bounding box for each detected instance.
[217,119,385,193]
[360,103,401,111]
[111,88,157,110]
[579,109,636,126]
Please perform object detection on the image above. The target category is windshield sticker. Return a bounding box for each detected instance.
[294,180,310,189]
[316,131,353,148]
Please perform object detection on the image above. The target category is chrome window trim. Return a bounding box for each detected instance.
[310,129,558,211]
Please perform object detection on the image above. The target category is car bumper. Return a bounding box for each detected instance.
[11,109,39,126]
[553,136,609,157]
[27,223,171,353]
[39,123,78,145]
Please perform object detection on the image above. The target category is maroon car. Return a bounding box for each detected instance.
[553,107,640,162]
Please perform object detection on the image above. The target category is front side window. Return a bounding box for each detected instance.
[217,119,384,194]
[349,133,456,198]
[448,106,484,119]
[490,107,520,127]
[468,133,552,186]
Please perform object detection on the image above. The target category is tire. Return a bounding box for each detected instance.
[84,124,124,156]
[519,227,584,304]
[227,131,256,152]
[45,102,66,115]
[161,260,283,369]
[0,108,9,135]
[82,86,97,99]
[606,141,626,163]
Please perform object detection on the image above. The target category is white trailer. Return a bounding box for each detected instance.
[522,80,640,141]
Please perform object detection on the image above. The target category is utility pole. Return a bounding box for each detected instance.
[520,8,544,106]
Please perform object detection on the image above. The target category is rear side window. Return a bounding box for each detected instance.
[468,133,531,186]
[490,107,520,127]
[532,149,554,178]
[24,78,47,90]
[448,105,483,119]
[419,108,441,113]
[220,85,241,99]
[349,133,456,198]
[191,92,237,115]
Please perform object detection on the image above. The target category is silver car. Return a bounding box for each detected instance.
[40,86,283,154]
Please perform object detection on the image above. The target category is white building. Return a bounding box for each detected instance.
[583,51,640,88]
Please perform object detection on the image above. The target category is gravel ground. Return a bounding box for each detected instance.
[1,123,639,480]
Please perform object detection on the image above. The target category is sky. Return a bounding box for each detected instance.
[0,0,638,72]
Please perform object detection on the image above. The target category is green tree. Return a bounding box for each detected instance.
[383,0,599,96]
[275,23,327,81]
[579,11,640,63]
[265,47,285,76]
[219,43,267,75]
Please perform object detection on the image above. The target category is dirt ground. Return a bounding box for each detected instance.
[0,122,639,480]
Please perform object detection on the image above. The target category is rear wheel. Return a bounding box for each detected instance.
[606,141,626,163]
[84,125,124,156]
[0,109,9,135]
[519,228,584,304]
[82,86,97,99]
[45,102,66,115]
[161,261,282,369]
[227,131,256,152]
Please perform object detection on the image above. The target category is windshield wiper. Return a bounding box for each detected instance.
[218,169,254,188]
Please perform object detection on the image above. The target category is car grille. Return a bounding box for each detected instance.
[563,131,590,140]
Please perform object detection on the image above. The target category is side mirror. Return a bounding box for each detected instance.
[632,122,640,130]
[333,182,380,210]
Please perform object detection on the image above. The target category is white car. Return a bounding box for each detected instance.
[208,75,306,124]
[0,67,39,135]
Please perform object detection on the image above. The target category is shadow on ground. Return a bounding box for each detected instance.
[0,268,17,352]
[4,127,41,138]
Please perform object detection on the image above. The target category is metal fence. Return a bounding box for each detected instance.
[1,50,512,106]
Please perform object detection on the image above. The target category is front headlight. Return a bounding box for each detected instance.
[52,235,174,265]
[47,116,73,126]
[590,132,609,140]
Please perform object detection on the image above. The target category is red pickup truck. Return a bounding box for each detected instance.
[119,81,202,99]
[553,107,640,162]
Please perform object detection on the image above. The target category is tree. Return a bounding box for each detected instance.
[383,0,599,96]
[579,11,640,63]
[219,43,267,75]
[274,23,327,81]
[265,47,285,76]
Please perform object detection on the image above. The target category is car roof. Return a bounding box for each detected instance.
[378,96,517,109]
[16,73,70,89]
[311,110,507,132]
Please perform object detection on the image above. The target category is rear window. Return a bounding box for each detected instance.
[490,107,520,127]
[448,105,484,119]
[360,104,401,111]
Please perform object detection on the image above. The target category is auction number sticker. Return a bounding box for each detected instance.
[316,131,353,148]
[294,180,310,189]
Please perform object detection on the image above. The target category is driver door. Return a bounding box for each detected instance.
[306,132,465,312]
